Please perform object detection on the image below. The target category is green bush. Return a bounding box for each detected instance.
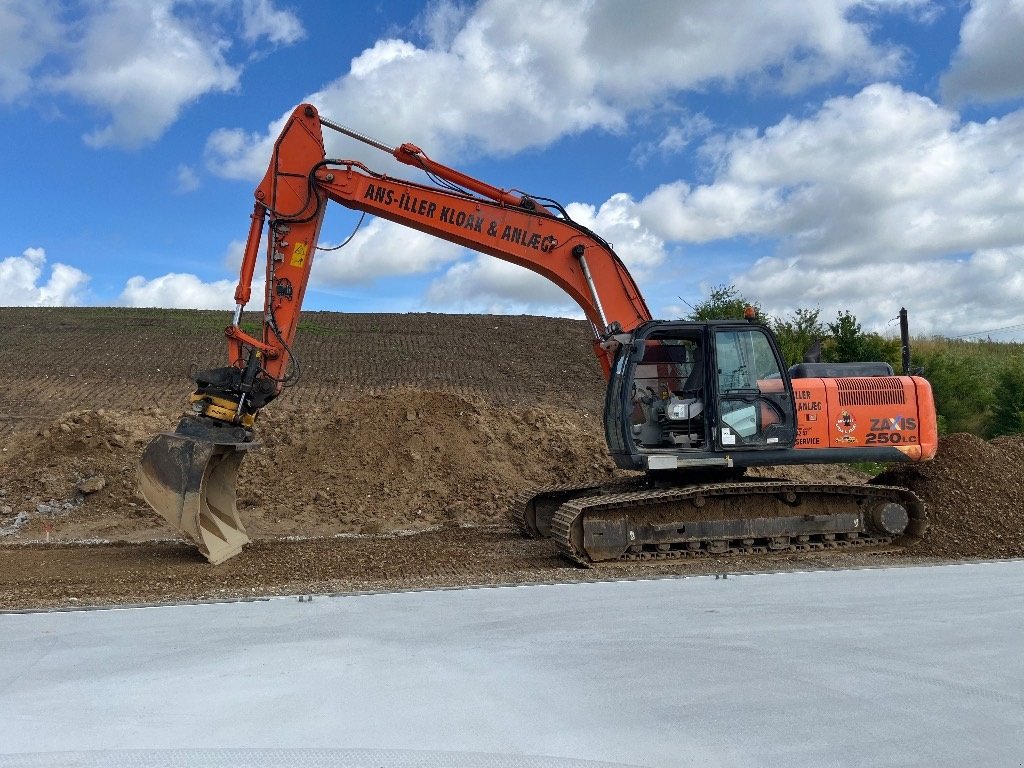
[988,360,1024,437]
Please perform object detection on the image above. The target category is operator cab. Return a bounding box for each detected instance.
[604,321,797,471]
[629,334,706,449]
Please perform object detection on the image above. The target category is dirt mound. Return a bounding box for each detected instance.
[0,391,616,543]
[874,433,1024,558]
[237,389,616,536]
[0,408,180,541]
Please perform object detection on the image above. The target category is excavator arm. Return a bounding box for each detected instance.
[139,103,651,563]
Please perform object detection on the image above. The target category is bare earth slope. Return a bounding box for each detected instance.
[1,308,1022,610]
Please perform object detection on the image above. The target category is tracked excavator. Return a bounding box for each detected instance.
[139,103,937,565]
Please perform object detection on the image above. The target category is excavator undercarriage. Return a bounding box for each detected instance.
[512,479,926,566]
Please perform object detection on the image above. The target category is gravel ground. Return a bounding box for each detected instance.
[0,525,966,612]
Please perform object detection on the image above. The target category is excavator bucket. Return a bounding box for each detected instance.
[138,432,253,564]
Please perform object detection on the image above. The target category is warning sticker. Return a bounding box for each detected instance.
[290,242,308,268]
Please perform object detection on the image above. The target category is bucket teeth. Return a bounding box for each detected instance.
[138,432,252,564]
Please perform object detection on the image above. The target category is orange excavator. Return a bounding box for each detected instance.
[139,103,937,565]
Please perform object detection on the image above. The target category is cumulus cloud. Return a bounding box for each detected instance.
[119,273,238,309]
[630,83,1024,336]
[119,234,274,310]
[738,247,1024,337]
[119,217,463,309]
[174,164,200,193]
[47,1,240,148]
[205,111,289,181]
[207,0,920,180]
[0,0,61,103]
[0,0,305,148]
[564,194,667,277]
[424,257,580,316]
[581,0,909,99]
[0,247,89,306]
[638,84,1024,258]
[942,0,1024,104]
[311,217,464,286]
[240,0,305,45]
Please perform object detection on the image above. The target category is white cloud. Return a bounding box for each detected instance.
[564,194,667,277]
[222,239,246,271]
[581,0,910,99]
[424,257,580,316]
[638,84,1024,259]
[205,112,289,181]
[207,0,920,180]
[739,246,1024,337]
[631,113,715,165]
[628,83,1024,336]
[119,273,238,309]
[1,0,305,148]
[119,217,462,309]
[240,0,305,45]
[0,247,89,306]
[119,234,274,310]
[310,217,464,286]
[48,1,240,148]
[0,1,60,102]
[942,0,1024,104]
[415,0,471,49]
[174,164,200,193]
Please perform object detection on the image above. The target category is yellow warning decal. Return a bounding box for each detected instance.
[290,242,309,267]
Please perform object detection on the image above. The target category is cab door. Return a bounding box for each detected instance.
[711,326,796,450]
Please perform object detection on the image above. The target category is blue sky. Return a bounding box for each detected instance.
[3,0,1024,339]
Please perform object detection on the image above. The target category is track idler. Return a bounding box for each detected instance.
[138,417,255,564]
[510,478,647,538]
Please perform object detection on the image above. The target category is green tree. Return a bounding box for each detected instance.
[824,310,864,362]
[822,310,899,368]
[687,284,761,322]
[770,307,825,368]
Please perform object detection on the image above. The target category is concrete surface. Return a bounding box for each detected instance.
[1,561,1022,768]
